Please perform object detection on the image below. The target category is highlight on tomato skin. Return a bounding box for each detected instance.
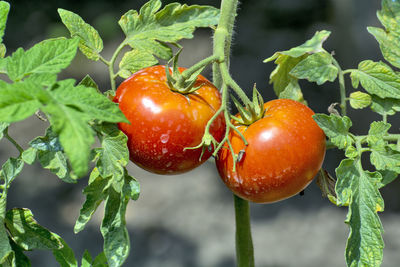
[113,65,225,175]
[215,99,326,204]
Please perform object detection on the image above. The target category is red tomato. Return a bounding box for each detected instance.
[113,65,225,174]
[215,99,326,203]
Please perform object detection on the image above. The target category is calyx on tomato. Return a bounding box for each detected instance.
[231,85,265,126]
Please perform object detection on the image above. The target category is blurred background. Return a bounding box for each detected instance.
[2,0,400,266]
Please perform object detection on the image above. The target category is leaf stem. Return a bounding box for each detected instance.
[4,127,23,156]
[107,41,128,92]
[332,57,347,116]
[181,54,220,80]
[234,195,255,267]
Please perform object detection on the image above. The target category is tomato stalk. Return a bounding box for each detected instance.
[212,0,256,266]
[234,195,255,267]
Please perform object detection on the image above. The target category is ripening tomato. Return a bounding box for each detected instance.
[113,65,225,174]
[215,99,326,203]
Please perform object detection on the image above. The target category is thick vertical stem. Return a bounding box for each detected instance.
[212,0,255,265]
[234,195,255,267]
[212,0,239,89]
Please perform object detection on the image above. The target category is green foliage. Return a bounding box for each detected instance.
[313,114,353,150]
[264,30,333,99]
[335,159,384,267]
[0,0,219,266]
[265,1,400,266]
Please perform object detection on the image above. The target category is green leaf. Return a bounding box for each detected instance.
[123,173,140,201]
[370,95,400,115]
[81,250,92,267]
[376,0,400,32]
[367,121,391,146]
[370,146,400,173]
[42,103,94,178]
[119,0,219,60]
[367,27,400,69]
[78,75,99,92]
[52,235,78,267]
[25,73,58,87]
[264,31,331,96]
[74,169,109,234]
[9,238,30,267]
[335,159,384,267]
[42,80,127,177]
[49,80,127,124]
[289,52,338,85]
[118,50,158,79]
[0,43,5,58]
[92,252,108,267]
[350,60,400,99]
[0,1,10,43]
[7,37,79,82]
[94,123,129,183]
[0,122,8,140]
[313,113,353,150]
[0,158,24,187]
[267,54,306,96]
[0,80,45,123]
[30,127,77,183]
[264,30,331,62]
[4,208,63,250]
[101,188,130,267]
[21,148,37,165]
[58,9,103,61]
[349,91,372,109]
[278,79,307,104]
[378,170,398,188]
[0,223,12,265]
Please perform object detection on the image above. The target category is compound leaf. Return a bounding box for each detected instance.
[119,0,219,60]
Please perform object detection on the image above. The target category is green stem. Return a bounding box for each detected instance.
[181,55,220,80]
[107,41,128,92]
[212,0,239,89]
[332,57,347,116]
[4,127,23,156]
[234,195,255,267]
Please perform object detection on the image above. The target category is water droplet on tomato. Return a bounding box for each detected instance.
[160,134,169,143]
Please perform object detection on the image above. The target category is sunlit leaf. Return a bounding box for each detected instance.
[335,159,384,267]
[290,52,338,85]
[313,113,353,150]
[58,9,103,61]
[350,60,400,99]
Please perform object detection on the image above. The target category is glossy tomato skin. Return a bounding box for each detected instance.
[216,99,326,203]
[114,65,225,175]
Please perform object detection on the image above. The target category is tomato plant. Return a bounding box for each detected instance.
[1,0,400,266]
[114,65,225,174]
[216,99,326,203]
